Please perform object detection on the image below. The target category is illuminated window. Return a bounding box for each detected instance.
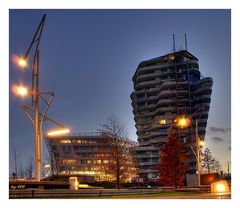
[59,139,71,144]
[168,55,175,61]
[62,159,76,165]
[159,119,166,125]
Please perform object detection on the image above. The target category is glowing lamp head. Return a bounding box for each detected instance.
[18,57,27,68]
[177,117,190,128]
[199,140,204,147]
[211,180,230,193]
[216,183,226,192]
[17,86,28,96]
[47,128,70,137]
[12,84,29,97]
[44,164,51,168]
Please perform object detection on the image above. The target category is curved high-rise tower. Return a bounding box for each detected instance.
[131,50,213,181]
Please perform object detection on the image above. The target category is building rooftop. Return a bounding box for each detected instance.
[133,50,198,82]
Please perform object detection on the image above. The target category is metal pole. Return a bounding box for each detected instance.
[35,50,41,182]
[196,119,201,186]
[20,14,47,182]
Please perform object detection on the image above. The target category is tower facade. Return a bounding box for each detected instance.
[131,50,213,181]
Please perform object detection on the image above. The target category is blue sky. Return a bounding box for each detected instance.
[9,9,231,173]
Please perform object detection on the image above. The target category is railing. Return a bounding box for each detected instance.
[193,85,212,94]
[139,161,159,166]
[46,132,102,139]
[135,154,159,159]
[135,146,158,151]
[138,169,158,173]
[9,188,163,199]
[66,132,101,137]
[136,80,157,88]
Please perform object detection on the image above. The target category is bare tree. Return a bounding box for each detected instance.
[213,159,221,173]
[10,145,22,179]
[201,148,221,174]
[13,146,18,178]
[98,117,136,189]
[25,156,34,179]
[19,162,25,178]
[43,151,60,176]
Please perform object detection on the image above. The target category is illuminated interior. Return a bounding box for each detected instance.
[46,133,137,182]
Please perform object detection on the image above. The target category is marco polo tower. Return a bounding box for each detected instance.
[131,42,213,181]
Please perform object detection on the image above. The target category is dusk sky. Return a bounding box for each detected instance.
[9,9,231,173]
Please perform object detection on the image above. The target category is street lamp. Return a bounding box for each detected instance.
[17,86,28,96]
[157,105,206,186]
[199,140,204,147]
[18,57,28,68]
[12,84,29,97]
[193,119,204,187]
[43,163,51,177]
[176,116,190,129]
[176,115,206,186]
[47,128,70,137]
[11,14,68,182]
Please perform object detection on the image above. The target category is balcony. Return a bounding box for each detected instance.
[136,73,157,81]
[193,85,212,94]
[139,161,159,166]
[138,169,158,174]
[157,98,174,105]
[195,94,211,101]
[154,106,176,114]
[138,63,173,72]
[135,80,157,88]
[136,146,159,151]
[138,130,168,140]
[135,154,150,159]
[159,90,176,97]
[181,60,199,65]
[139,138,165,146]
[192,103,210,110]
[161,80,177,87]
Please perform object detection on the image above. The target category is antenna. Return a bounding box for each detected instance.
[173,34,176,52]
[185,33,188,51]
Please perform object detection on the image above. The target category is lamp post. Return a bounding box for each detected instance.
[195,119,202,186]
[174,116,204,186]
[158,104,206,186]
[11,14,46,181]
[191,105,206,187]
[12,14,70,182]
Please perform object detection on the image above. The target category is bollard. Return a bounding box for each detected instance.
[69,177,79,190]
